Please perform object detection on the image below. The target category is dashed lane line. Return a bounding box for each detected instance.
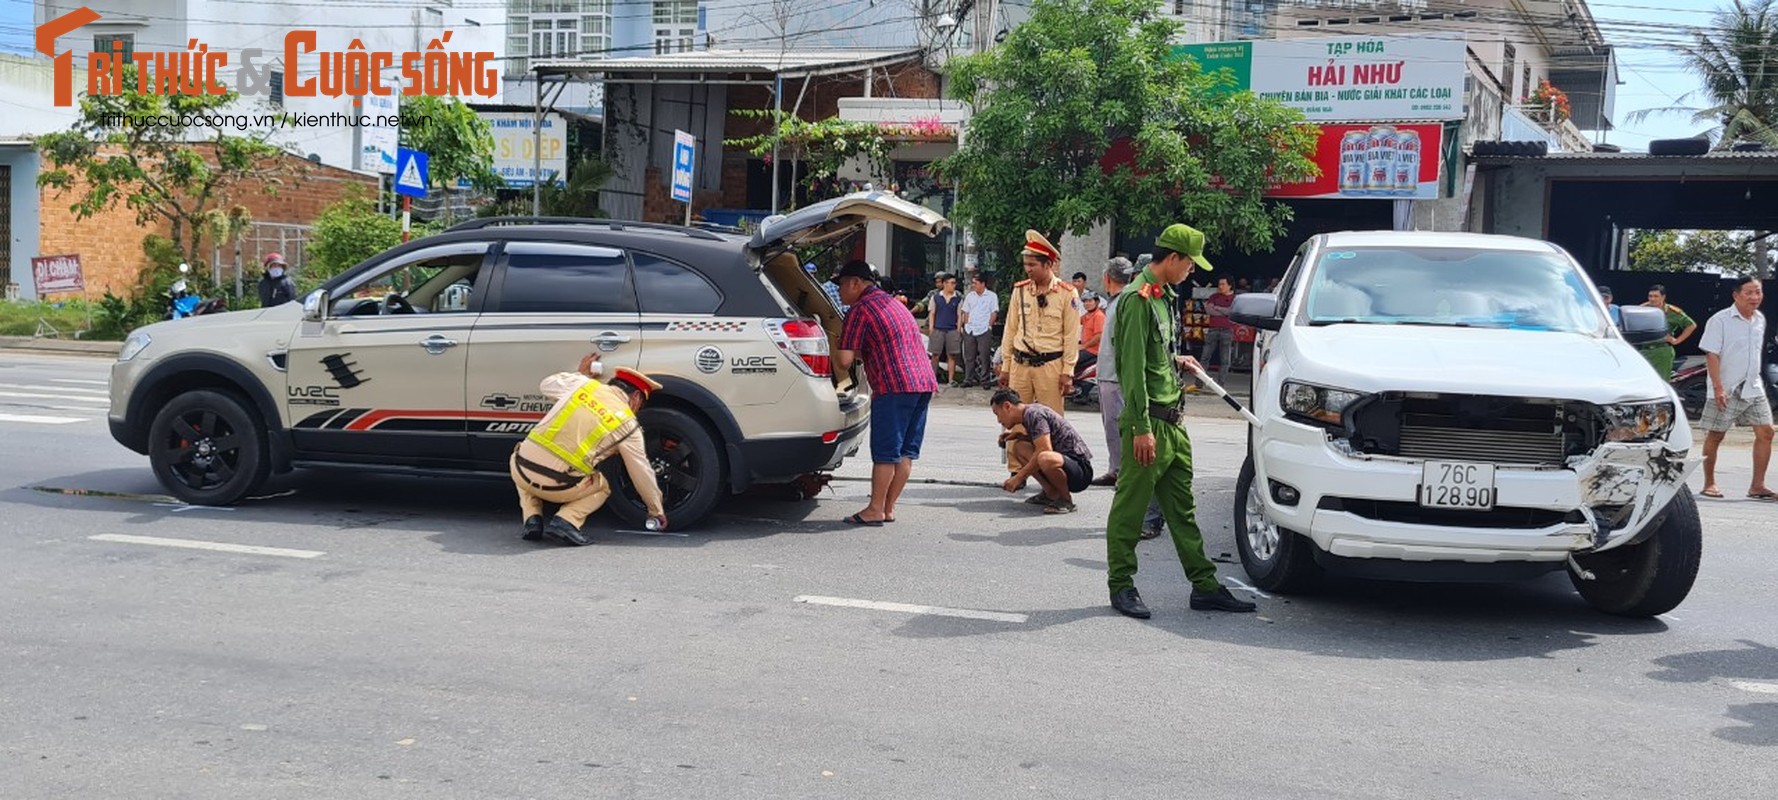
[794,594,1029,623]
[89,534,324,559]
[0,413,90,425]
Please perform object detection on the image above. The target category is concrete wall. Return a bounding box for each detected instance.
[0,55,81,138]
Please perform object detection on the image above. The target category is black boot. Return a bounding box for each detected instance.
[1190,585,1257,613]
[521,515,546,542]
[1110,587,1151,619]
[544,517,592,547]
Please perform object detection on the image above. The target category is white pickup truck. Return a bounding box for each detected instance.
[1230,231,1700,617]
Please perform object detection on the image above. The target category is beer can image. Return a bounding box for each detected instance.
[1393,130,1421,195]
[1365,126,1398,194]
[1338,131,1368,195]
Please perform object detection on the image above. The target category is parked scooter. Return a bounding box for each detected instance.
[1067,358,1099,408]
[164,263,227,320]
[1673,341,1778,418]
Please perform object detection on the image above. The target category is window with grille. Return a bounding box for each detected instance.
[509,1,610,72]
[93,33,134,60]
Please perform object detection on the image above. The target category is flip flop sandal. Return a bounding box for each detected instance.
[1700,488,1724,498]
[843,513,884,527]
[1748,491,1778,502]
[1024,494,1053,506]
[1043,501,1077,515]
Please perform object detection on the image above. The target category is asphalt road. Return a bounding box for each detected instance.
[1,351,1774,799]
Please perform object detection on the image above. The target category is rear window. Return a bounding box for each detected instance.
[632,253,723,314]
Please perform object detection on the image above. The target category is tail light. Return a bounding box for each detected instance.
[767,318,831,377]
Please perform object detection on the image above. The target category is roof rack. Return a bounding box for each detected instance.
[444,216,726,241]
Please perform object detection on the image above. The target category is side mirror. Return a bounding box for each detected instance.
[1618,304,1667,346]
[302,289,330,322]
[1230,292,1283,331]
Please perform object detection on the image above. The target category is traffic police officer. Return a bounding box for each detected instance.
[997,229,1082,413]
[1105,224,1257,619]
[509,353,667,546]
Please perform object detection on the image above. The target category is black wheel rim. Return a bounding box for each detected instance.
[614,427,702,516]
[158,408,243,492]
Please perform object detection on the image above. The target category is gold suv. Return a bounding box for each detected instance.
[108,192,948,528]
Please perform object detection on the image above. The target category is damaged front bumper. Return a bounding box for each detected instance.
[1573,441,1699,553]
[1257,419,1698,563]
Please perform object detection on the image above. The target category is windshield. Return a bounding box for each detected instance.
[1300,246,1608,335]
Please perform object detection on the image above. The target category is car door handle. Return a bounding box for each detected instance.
[591,331,632,351]
[418,334,458,354]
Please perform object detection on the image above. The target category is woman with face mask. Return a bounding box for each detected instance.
[258,253,297,308]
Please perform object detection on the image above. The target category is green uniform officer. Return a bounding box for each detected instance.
[1635,285,1696,379]
[1105,224,1257,620]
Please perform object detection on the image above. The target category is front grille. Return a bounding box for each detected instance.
[1347,393,1590,467]
[1399,423,1565,466]
[1321,498,1582,529]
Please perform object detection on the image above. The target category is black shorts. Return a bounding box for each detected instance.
[1060,453,1093,493]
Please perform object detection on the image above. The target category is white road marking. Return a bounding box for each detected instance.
[0,382,108,395]
[0,390,108,403]
[794,595,1028,624]
[1731,681,1778,695]
[0,413,89,425]
[1659,613,1684,623]
[1224,576,1273,599]
[153,503,237,514]
[89,534,324,559]
[611,528,689,538]
[50,378,110,386]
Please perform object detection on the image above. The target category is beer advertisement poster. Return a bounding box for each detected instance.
[1267,123,1443,200]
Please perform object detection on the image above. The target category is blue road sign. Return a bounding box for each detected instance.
[395,148,430,198]
[671,130,695,203]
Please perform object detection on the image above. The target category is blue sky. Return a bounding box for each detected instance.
[1590,0,1739,151]
[0,0,30,56]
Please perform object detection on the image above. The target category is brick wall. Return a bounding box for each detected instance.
[36,148,376,297]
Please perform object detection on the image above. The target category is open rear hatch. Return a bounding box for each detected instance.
[754,192,950,393]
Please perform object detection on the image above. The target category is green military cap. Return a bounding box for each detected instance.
[1155,224,1213,271]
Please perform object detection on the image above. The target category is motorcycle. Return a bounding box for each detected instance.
[1673,341,1778,418]
[1067,357,1099,408]
[164,263,228,320]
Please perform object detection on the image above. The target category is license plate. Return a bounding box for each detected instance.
[1418,461,1496,510]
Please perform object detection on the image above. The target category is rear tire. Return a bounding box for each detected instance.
[147,389,271,506]
[1569,490,1702,617]
[1234,454,1322,592]
[602,406,725,530]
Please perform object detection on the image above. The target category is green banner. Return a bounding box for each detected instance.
[1172,42,1252,94]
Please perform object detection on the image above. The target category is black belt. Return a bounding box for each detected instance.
[1148,403,1186,426]
[513,448,584,492]
[1014,349,1064,366]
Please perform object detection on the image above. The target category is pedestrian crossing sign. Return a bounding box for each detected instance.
[395,148,429,198]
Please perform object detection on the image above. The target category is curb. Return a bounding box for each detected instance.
[0,335,122,357]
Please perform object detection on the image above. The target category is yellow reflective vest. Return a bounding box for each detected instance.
[525,380,640,475]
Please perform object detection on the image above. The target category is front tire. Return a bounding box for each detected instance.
[1569,489,1702,617]
[147,389,271,506]
[602,406,725,530]
[1234,454,1321,592]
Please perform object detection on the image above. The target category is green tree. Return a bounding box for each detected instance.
[725,111,897,208]
[1627,228,1775,276]
[36,65,288,268]
[477,157,616,218]
[306,196,406,285]
[1628,0,1778,148]
[399,95,504,194]
[937,0,1319,262]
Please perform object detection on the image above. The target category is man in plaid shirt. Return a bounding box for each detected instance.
[834,259,938,526]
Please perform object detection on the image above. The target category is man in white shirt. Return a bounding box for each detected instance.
[959,273,1000,387]
[1698,276,1774,500]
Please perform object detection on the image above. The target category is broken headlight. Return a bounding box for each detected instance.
[1281,381,1368,428]
[1601,400,1675,443]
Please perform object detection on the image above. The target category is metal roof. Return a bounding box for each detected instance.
[532,49,923,83]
